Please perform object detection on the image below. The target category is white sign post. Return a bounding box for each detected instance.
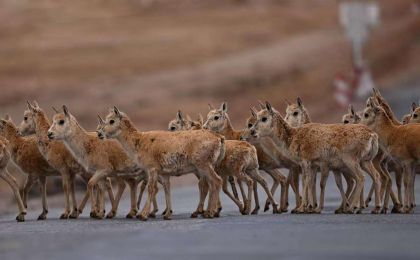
[334,1,380,105]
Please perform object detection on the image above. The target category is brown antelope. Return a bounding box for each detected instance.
[0,116,60,220]
[0,137,26,222]
[169,110,260,215]
[23,101,108,219]
[97,115,169,219]
[241,107,297,213]
[250,102,382,214]
[342,103,404,214]
[285,98,372,213]
[168,110,240,207]
[47,106,149,219]
[203,102,281,213]
[100,107,226,220]
[20,105,122,218]
[361,97,420,213]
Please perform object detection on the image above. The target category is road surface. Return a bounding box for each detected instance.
[0,176,420,260]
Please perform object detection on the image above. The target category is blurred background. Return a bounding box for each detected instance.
[0,0,419,214]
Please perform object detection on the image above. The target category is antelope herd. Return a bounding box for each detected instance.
[0,88,419,222]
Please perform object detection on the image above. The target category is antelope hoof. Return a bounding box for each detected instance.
[371,207,381,214]
[137,214,148,221]
[37,214,47,220]
[202,211,214,219]
[60,212,69,219]
[190,211,200,218]
[106,211,116,219]
[95,211,105,219]
[356,208,363,214]
[16,213,25,222]
[217,206,222,215]
[293,206,305,214]
[214,211,220,218]
[313,207,322,214]
[271,205,279,214]
[69,210,79,219]
[264,201,270,212]
[391,205,404,214]
[148,212,156,218]
[126,210,137,219]
[162,209,167,216]
[380,207,388,214]
[404,207,414,214]
[344,209,354,214]
[251,207,259,215]
[163,215,172,221]
[365,198,371,207]
[334,208,344,214]
[241,206,250,215]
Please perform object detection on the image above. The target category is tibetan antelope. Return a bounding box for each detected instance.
[169,110,259,215]
[203,102,281,213]
[250,102,382,214]
[361,97,420,213]
[100,107,226,220]
[47,106,147,219]
[0,137,26,222]
[0,116,60,220]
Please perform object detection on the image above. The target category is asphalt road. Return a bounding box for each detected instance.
[0,175,420,260]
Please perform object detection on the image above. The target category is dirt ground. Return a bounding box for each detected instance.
[0,0,419,213]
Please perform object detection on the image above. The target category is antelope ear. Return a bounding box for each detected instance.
[296,97,303,107]
[250,107,257,117]
[283,98,292,106]
[265,101,274,114]
[32,100,40,109]
[220,102,227,113]
[4,114,11,121]
[26,100,33,111]
[257,100,265,110]
[412,102,417,112]
[349,105,355,116]
[208,103,214,110]
[186,114,192,122]
[176,110,183,121]
[97,115,105,125]
[63,105,70,117]
[52,106,59,113]
[113,106,122,118]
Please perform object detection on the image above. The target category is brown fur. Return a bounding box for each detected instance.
[0,137,26,222]
[0,117,60,220]
[47,107,147,219]
[361,99,420,213]
[251,102,382,213]
[203,102,281,213]
[101,107,225,219]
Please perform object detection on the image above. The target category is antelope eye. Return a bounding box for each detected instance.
[364,113,369,118]
[170,126,176,131]
[110,119,115,125]
[24,117,28,121]
[59,119,65,125]
[248,123,253,128]
[262,117,267,122]
[293,112,298,116]
[214,116,219,120]
[344,120,349,124]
